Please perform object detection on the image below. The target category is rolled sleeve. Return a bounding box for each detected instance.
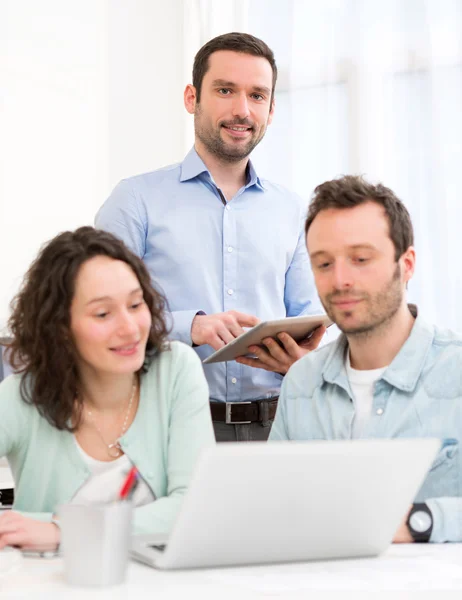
[284,221,321,318]
[426,497,462,543]
[95,180,146,258]
[167,310,205,346]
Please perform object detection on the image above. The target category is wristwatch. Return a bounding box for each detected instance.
[406,503,433,542]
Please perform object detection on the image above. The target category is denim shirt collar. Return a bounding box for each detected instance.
[322,305,435,395]
[179,146,265,191]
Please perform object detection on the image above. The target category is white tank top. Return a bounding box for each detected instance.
[71,437,156,506]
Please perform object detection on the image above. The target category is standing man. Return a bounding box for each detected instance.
[96,33,324,442]
[271,175,462,543]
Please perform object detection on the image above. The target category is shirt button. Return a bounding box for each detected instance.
[227,289,234,295]
[227,246,233,253]
[376,408,384,416]
[231,377,237,384]
[225,204,231,211]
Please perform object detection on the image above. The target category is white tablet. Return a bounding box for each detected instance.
[202,314,332,364]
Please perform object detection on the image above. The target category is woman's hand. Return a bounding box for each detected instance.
[0,511,60,551]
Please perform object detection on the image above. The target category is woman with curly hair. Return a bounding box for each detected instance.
[0,227,214,551]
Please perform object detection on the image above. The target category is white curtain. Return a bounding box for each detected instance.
[247,0,462,331]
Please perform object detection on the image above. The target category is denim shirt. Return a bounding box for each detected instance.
[270,307,462,542]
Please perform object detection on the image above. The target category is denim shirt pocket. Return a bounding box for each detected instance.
[416,438,459,501]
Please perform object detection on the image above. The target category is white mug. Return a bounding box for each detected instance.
[59,502,133,587]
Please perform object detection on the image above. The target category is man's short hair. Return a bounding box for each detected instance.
[192,32,277,104]
[305,175,414,261]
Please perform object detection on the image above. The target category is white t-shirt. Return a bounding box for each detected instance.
[345,352,387,439]
[71,438,156,506]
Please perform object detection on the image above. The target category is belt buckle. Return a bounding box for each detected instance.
[225,401,252,425]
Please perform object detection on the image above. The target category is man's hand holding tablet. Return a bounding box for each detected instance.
[237,324,327,374]
[203,315,331,374]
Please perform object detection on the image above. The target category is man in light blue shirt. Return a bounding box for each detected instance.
[95,33,324,441]
[271,175,462,543]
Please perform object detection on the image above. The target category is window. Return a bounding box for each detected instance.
[249,0,462,328]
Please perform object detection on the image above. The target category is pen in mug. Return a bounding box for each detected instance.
[118,465,139,501]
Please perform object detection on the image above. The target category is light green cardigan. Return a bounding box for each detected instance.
[0,341,215,535]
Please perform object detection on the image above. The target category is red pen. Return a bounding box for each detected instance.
[118,466,139,501]
[125,476,140,501]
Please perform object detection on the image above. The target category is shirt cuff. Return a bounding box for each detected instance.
[168,310,205,346]
[426,497,462,543]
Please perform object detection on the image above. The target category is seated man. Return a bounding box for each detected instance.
[270,175,462,544]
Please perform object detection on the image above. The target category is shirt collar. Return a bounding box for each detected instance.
[322,304,434,394]
[246,159,265,190]
[179,147,265,191]
[179,147,209,182]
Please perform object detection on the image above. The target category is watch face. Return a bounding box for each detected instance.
[409,510,432,533]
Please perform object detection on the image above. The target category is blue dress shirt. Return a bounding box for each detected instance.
[96,148,320,402]
[270,306,462,543]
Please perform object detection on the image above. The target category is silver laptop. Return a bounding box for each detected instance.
[131,438,439,570]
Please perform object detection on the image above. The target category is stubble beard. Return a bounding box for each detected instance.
[194,105,267,163]
[322,262,403,340]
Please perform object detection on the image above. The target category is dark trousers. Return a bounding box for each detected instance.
[213,420,273,442]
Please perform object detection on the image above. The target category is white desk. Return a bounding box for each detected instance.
[1,545,462,599]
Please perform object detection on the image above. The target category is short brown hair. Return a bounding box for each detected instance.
[6,226,170,432]
[193,32,277,103]
[305,175,414,261]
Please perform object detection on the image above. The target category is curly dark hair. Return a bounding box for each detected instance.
[5,226,170,432]
[305,175,414,261]
[193,32,278,104]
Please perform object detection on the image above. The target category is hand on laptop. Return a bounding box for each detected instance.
[392,506,414,543]
[236,325,326,374]
[0,511,60,551]
[191,311,260,350]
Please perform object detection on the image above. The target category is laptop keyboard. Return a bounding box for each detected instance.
[149,544,166,552]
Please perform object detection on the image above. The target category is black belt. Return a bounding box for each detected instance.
[0,488,14,506]
[210,398,278,424]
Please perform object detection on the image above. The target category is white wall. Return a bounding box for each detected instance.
[107,0,187,186]
[0,0,189,328]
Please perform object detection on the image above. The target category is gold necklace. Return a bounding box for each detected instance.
[85,378,137,459]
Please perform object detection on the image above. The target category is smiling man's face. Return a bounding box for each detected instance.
[190,50,274,163]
